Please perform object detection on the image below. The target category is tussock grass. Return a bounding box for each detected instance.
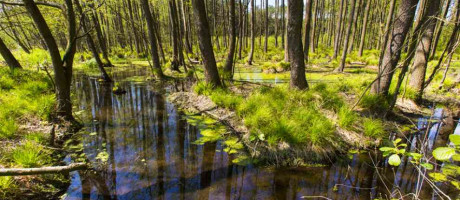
[11,141,48,168]
[363,118,385,138]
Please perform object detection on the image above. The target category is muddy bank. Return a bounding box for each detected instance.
[168,92,375,166]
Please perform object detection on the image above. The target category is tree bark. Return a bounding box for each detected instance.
[23,0,77,120]
[192,0,223,87]
[333,0,345,59]
[358,0,371,57]
[408,0,441,101]
[264,0,268,52]
[337,0,357,72]
[430,0,451,59]
[288,0,308,90]
[371,0,419,95]
[0,36,22,70]
[224,0,236,78]
[140,0,165,79]
[303,0,313,62]
[74,0,112,82]
[0,163,87,176]
[248,0,255,65]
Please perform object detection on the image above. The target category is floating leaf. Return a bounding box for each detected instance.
[89,132,97,136]
[388,154,401,166]
[449,135,460,146]
[95,151,109,163]
[429,172,447,182]
[432,147,455,161]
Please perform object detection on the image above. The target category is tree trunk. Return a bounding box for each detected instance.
[248,0,255,65]
[192,0,223,87]
[224,0,236,78]
[303,0,313,62]
[337,0,357,72]
[91,12,112,67]
[264,0,268,52]
[347,0,362,54]
[75,0,112,82]
[288,0,308,90]
[169,0,184,72]
[408,0,441,101]
[0,37,22,70]
[140,0,165,79]
[333,0,345,59]
[23,0,77,120]
[371,0,419,95]
[358,0,371,57]
[430,0,451,59]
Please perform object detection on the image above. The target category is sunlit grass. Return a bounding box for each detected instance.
[11,141,48,168]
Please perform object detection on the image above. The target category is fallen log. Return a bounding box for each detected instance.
[0,163,87,176]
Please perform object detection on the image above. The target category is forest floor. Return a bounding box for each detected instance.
[0,67,79,199]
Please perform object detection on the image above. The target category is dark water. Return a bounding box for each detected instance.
[64,68,458,200]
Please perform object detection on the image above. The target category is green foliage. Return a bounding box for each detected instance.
[363,118,385,138]
[11,141,48,168]
[236,85,340,146]
[0,119,18,139]
[338,107,357,130]
[193,82,214,96]
[0,176,16,197]
[359,94,390,113]
[209,89,243,109]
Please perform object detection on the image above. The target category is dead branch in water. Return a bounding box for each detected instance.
[0,163,87,176]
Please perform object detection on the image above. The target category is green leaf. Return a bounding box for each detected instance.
[388,154,401,166]
[450,180,460,190]
[429,172,448,182]
[449,135,460,146]
[452,154,460,162]
[441,164,460,177]
[432,147,455,161]
[379,147,394,152]
[393,138,402,144]
[258,133,265,141]
[398,149,406,154]
[420,162,433,170]
[407,152,422,160]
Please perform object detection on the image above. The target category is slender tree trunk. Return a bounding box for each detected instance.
[169,0,184,71]
[281,0,285,48]
[224,0,236,78]
[23,0,77,119]
[371,0,419,95]
[192,0,223,87]
[140,0,165,79]
[288,0,308,90]
[284,2,289,61]
[264,0,268,52]
[333,0,345,59]
[303,0,313,62]
[75,0,112,82]
[337,0,357,72]
[408,0,441,101]
[0,37,22,70]
[91,12,112,67]
[430,0,451,59]
[358,0,371,57]
[275,0,279,47]
[248,0,255,65]
[347,0,361,53]
[310,0,317,53]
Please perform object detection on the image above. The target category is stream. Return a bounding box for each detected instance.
[63,67,459,199]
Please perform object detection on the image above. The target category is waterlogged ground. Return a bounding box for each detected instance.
[63,66,459,199]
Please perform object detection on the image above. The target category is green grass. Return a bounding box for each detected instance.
[0,176,16,197]
[11,141,47,168]
[363,118,385,138]
[338,107,358,130]
[236,84,340,146]
[0,119,18,139]
[359,94,390,114]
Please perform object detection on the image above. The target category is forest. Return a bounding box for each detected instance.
[0,0,459,199]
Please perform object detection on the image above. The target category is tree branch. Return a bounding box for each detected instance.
[0,0,63,9]
[0,163,87,176]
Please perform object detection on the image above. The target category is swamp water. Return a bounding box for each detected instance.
[63,68,458,199]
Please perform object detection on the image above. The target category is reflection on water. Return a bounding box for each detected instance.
[65,68,457,199]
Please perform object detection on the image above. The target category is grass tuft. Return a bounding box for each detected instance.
[363,118,385,138]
